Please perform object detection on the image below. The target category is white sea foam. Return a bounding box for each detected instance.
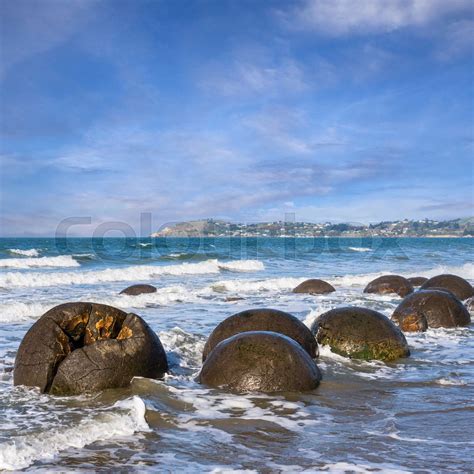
[0,301,56,323]
[0,255,79,269]
[0,396,149,471]
[7,248,40,257]
[348,247,372,252]
[167,385,322,432]
[0,259,264,288]
[417,262,474,280]
[211,277,304,294]
[435,377,467,386]
[217,260,264,272]
[319,461,412,473]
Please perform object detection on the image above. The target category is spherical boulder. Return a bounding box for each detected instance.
[391,290,471,332]
[420,274,474,301]
[198,331,322,393]
[310,306,410,361]
[202,308,318,361]
[120,284,157,296]
[292,279,335,295]
[407,276,428,287]
[363,275,414,297]
[14,302,168,395]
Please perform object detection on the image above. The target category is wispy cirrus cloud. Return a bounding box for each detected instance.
[279,0,473,36]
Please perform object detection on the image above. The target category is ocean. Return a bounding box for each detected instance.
[0,237,473,472]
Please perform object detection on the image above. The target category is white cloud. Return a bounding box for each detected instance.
[281,0,473,36]
[200,55,308,97]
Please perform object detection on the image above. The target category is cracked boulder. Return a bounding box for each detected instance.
[202,308,318,362]
[391,290,471,332]
[14,302,168,395]
[363,275,414,297]
[310,306,410,361]
[292,279,335,295]
[420,274,474,301]
[199,331,322,393]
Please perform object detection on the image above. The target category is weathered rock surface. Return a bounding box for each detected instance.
[14,302,168,395]
[292,279,335,295]
[202,308,318,361]
[407,276,428,287]
[420,274,474,301]
[363,275,414,297]
[120,284,157,296]
[198,331,322,393]
[310,306,410,361]
[391,290,471,332]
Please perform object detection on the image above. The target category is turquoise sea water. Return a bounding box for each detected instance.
[0,237,473,471]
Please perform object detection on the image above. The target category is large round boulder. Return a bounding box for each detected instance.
[407,276,428,287]
[120,284,157,296]
[202,308,318,361]
[292,279,335,295]
[391,290,471,332]
[310,306,410,361]
[198,331,322,393]
[420,274,474,301]
[14,302,168,395]
[363,275,414,297]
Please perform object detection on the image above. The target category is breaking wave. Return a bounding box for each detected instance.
[0,259,264,288]
[0,396,149,471]
[0,255,79,269]
[7,248,40,257]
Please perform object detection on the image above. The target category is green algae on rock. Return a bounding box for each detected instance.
[310,306,410,361]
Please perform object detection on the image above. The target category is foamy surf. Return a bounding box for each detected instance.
[0,259,264,288]
[7,248,40,257]
[348,247,372,252]
[211,277,304,294]
[0,396,149,471]
[0,301,57,323]
[0,255,79,269]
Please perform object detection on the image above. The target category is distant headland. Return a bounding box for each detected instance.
[151,217,474,238]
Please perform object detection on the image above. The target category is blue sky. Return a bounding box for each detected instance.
[1,0,473,236]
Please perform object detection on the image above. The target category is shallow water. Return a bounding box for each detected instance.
[0,237,473,472]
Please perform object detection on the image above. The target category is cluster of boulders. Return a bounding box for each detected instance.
[13,274,472,396]
[357,273,473,332]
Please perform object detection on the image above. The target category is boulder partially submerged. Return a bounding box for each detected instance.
[363,275,414,297]
[14,302,168,395]
[420,274,473,301]
[202,308,318,361]
[198,331,321,393]
[310,306,410,361]
[407,276,428,287]
[292,279,335,295]
[391,290,471,332]
[120,284,157,296]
